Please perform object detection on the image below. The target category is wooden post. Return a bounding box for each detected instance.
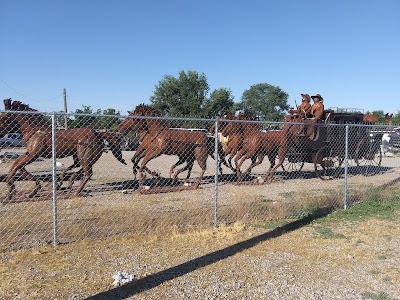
[63,88,68,129]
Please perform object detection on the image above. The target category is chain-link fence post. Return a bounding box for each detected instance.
[51,112,58,245]
[213,118,219,227]
[344,125,349,210]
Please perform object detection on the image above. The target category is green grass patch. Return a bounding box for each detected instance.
[304,185,400,239]
[315,197,400,225]
[278,191,296,199]
[253,184,400,232]
[258,197,275,203]
[361,291,396,300]
[377,254,388,260]
[313,226,346,239]
[261,219,293,229]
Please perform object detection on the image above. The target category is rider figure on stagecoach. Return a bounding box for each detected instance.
[287,93,312,136]
[305,94,325,140]
[290,93,312,118]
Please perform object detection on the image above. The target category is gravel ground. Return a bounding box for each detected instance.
[0,216,399,300]
[1,149,400,249]
[1,148,400,299]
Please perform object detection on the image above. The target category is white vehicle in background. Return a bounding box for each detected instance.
[0,133,25,147]
[381,127,400,154]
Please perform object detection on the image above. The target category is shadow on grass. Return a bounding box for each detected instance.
[86,207,333,300]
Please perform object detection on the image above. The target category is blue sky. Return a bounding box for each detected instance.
[1,0,399,115]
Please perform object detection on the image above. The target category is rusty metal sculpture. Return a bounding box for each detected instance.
[220,112,288,183]
[118,104,210,190]
[0,99,126,201]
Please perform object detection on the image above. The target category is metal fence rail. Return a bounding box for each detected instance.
[1,109,399,249]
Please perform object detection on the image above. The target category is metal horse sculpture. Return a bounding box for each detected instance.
[209,112,240,171]
[120,111,232,181]
[0,99,126,201]
[118,104,210,189]
[221,112,289,183]
[363,113,379,125]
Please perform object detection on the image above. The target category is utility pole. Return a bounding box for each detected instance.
[63,88,68,129]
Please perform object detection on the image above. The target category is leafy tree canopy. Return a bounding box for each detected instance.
[94,108,121,130]
[392,112,400,125]
[238,83,289,120]
[365,110,385,123]
[150,70,210,117]
[69,106,120,129]
[203,88,237,118]
[70,105,95,128]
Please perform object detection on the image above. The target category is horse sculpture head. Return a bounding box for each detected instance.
[220,112,258,136]
[0,98,50,137]
[209,111,236,134]
[11,100,37,111]
[235,112,254,121]
[131,103,162,117]
[4,98,12,110]
[119,103,164,135]
[1,99,28,136]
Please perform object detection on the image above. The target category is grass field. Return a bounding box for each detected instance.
[1,184,399,299]
[1,149,400,251]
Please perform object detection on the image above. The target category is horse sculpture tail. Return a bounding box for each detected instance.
[99,131,127,165]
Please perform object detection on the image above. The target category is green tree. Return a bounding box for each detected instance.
[70,105,96,128]
[150,70,210,117]
[203,88,237,117]
[69,106,121,129]
[366,110,385,123]
[55,111,70,128]
[93,108,121,130]
[392,112,400,125]
[238,83,289,120]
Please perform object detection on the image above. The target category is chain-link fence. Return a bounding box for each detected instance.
[1,106,400,249]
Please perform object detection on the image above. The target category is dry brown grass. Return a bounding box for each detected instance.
[1,213,399,299]
[1,177,398,251]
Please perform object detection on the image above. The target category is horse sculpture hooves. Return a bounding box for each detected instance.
[5,192,15,202]
[265,176,281,183]
[74,191,92,197]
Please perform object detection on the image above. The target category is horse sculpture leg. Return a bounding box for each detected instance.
[193,145,207,189]
[5,153,42,201]
[224,142,235,171]
[234,147,250,184]
[131,144,145,179]
[225,136,244,173]
[170,156,188,178]
[240,155,263,176]
[266,140,288,181]
[131,156,140,179]
[58,154,81,190]
[266,152,277,174]
[67,169,84,190]
[73,142,104,196]
[137,149,163,188]
[217,141,233,174]
[131,146,160,179]
[74,166,93,195]
[173,157,194,181]
[173,146,206,188]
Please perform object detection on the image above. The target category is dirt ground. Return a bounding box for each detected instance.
[1,149,400,250]
[1,148,400,299]
[0,214,399,300]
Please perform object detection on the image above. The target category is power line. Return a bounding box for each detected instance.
[0,78,63,102]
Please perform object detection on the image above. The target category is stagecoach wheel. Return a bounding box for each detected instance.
[313,146,343,180]
[281,145,305,173]
[281,159,305,173]
[354,139,382,176]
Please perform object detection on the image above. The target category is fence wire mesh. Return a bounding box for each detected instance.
[1,106,400,249]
